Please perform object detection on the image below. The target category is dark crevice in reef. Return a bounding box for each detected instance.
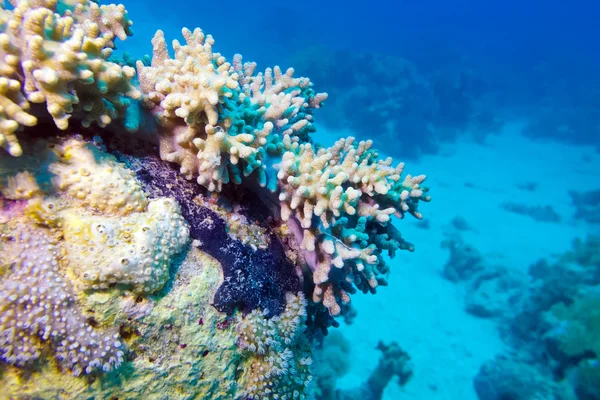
[107,138,300,318]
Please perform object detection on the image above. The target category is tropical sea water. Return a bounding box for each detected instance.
[3,0,599,398]
[122,0,599,399]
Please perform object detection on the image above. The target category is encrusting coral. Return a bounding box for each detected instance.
[47,138,148,215]
[62,196,189,293]
[0,0,431,397]
[0,224,124,376]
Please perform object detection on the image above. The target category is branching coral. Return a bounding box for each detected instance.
[0,0,434,396]
[279,137,429,315]
[137,29,327,193]
[136,26,428,317]
[136,28,244,190]
[232,55,327,141]
[0,0,140,156]
[137,26,429,318]
[1,10,431,395]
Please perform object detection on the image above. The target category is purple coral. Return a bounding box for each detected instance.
[0,226,124,376]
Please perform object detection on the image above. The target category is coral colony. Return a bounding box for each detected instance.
[0,0,429,398]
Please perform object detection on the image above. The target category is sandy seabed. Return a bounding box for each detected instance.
[321,122,599,400]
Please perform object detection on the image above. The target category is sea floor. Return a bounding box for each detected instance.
[320,122,600,399]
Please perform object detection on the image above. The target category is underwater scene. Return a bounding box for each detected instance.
[0,0,598,399]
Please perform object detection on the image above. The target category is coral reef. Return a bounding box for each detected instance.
[236,292,312,399]
[545,291,600,366]
[113,146,302,317]
[441,235,526,318]
[132,27,430,317]
[0,0,431,397]
[523,76,600,151]
[0,135,306,398]
[62,196,189,293]
[0,0,140,156]
[441,234,486,282]
[0,224,124,376]
[136,30,325,192]
[442,234,600,400]
[312,331,351,400]
[46,138,148,215]
[500,201,561,223]
[279,137,429,315]
[474,357,574,400]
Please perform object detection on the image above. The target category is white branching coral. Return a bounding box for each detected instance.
[137,28,273,191]
[0,225,125,376]
[236,292,313,399]
[278,137,426,229]
[232,56,328,138]
[279,137,429,315]
[191,122,271,192]
[0,0,140,156]
[137,27,238,129]
[138,30,328,193]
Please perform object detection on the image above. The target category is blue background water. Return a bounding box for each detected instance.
[119,1,600,398]
[123,0,599,85]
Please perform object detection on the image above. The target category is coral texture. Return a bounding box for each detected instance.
[47,138,148,215]
[136,27,429,316]
[0,0,140,156]
[236,292,313,399]
[0,0,431,396]
[0,224,124,376]
[62,197,189,293]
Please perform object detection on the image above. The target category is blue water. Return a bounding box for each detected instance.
[115,1,600,399]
